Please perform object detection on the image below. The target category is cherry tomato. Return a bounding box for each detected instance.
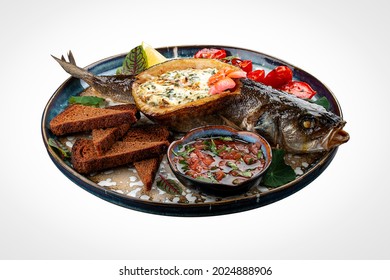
[247,69,265,83]
[194,48,227,59]
[231,58,253,73]
[263,66,293,88]
[279,81,317,99]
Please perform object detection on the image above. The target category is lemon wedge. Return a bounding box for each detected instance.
[142,42,167,67]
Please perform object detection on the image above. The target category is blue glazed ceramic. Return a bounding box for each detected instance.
[167,126,272,196]
[42,45,344,216]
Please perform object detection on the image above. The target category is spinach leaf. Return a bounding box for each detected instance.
[263,149,296,188]
[310,96,331,110]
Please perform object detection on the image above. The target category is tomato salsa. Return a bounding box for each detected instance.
[172,137,267,186]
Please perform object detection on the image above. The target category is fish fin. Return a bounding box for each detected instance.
[67,50,76,65]
[51,52,94,83]
[219,115,242,130]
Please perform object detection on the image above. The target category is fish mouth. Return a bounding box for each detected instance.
[328,127,350,149]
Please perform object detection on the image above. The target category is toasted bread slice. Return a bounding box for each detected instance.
[50,104,138,136]
[133,157,162,191]
[122,124,170,142]
[92,123,131,155]
[71,138,169,174]
[122,124,170,191]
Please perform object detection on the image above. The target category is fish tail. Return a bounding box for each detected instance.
[51,51,96,85]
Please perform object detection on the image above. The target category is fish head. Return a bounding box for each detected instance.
[255,97,349,153]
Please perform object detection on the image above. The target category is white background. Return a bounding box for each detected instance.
[1,0,389,261]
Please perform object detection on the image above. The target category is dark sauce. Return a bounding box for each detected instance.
[172,137,266,186]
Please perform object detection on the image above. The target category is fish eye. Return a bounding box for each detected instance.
[300,116,316,130]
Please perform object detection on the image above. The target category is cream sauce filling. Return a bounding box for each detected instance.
[137,68,217,107]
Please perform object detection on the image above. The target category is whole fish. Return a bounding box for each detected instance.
[52,52,134,103]
[221,78,349,153]
[52,53,349,153]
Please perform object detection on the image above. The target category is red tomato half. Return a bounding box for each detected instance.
[247,69,265,83]
[279,81,317,99]
[263,66,293,88]
[231,58,253,73]
[194,48,227,59]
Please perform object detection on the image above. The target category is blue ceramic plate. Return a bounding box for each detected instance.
[42,45,343,216]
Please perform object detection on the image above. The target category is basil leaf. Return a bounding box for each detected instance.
[68,96,105,107]
[263,149,296,188]
[120,45,147,75]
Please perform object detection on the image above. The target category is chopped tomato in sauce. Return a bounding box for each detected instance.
[173,137,266,185]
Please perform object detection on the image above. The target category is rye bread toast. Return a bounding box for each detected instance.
[122,124,170,142]
[71,138,169,174]
[133,157,163,191]
[92,123,131,155]
[122,124,170,191]
[50,104,138,136]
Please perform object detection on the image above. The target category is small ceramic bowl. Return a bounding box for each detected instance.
[167,125,272,197]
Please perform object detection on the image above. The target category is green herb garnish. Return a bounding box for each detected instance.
[48,138,71,160]
[68,96,105,107]
[186,146,195,153]
[216,145,228,154]
[117,45,148,75]
[218,136,233,141]
[263,149,296,188]
[239,171,252,178]
[197,174,218,184]
[226,161,238,170]
[196,177,215,183]
[173,145,195,158]
[156,175,183,195]
[179,159,189,172]
[309,96,331,110]
[222,56,239,63]
[209,138,217,154]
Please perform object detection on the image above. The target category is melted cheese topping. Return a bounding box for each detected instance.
[137,68,217,107]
